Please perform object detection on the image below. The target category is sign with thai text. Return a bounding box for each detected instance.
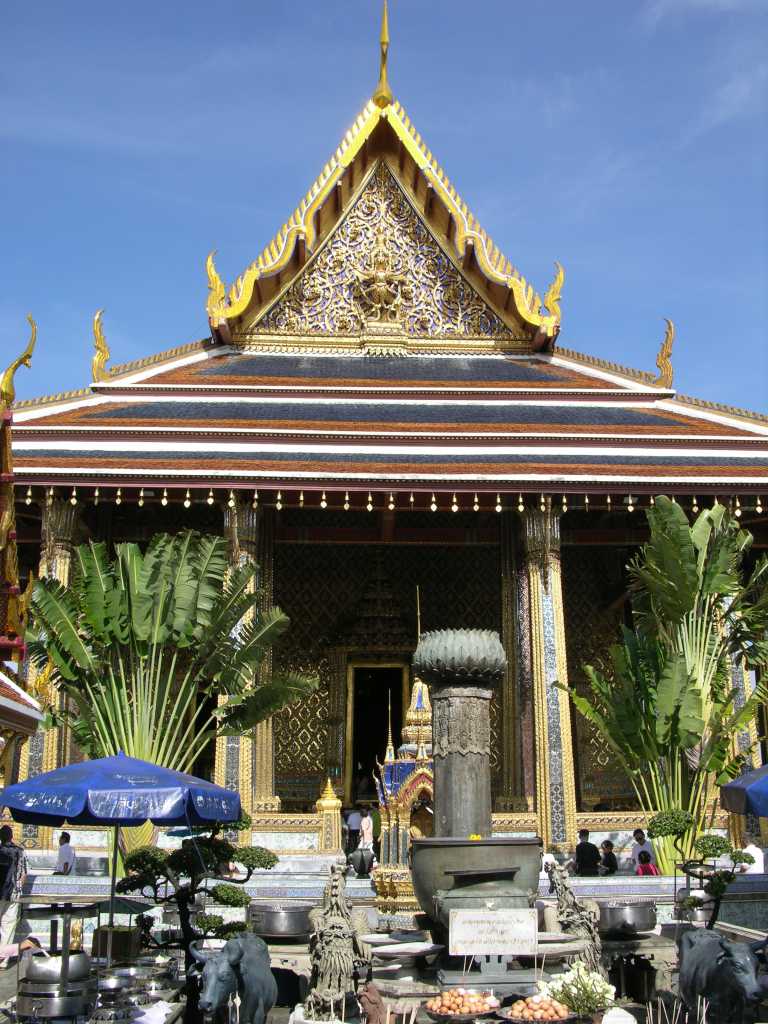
[449,908,538,956]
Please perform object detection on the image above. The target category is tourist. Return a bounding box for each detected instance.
[574,829,601,876]
[0,825,28,954]
[631,829,655,869]
[371,805,382,860]
[345,806,362,854]
[635,850,660,876]
[360,808,374,850]
[53,831,76,875]
[0,936,47,961]
[599,840,618,875]
[737,840,765,874]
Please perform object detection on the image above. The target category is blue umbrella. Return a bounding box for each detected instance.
[720,764,768,818]
[0,752,242,963]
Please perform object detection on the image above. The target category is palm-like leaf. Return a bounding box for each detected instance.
[218,672,320,733]
[28,531,317,801]
[565,496,768,873]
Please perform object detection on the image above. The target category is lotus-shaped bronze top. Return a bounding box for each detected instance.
[413,629,506,689]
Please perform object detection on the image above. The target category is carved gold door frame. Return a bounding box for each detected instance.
[344,659,410,805]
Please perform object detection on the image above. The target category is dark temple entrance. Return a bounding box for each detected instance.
[351,665,404,802]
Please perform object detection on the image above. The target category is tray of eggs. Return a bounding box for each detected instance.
[497,995,575,1022]
[423,989,501,1021]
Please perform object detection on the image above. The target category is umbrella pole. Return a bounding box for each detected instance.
[106,825,119,968]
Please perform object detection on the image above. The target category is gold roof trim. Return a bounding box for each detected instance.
[557,343,768,426]
[13,338,211,411]
[553,345,657,387]
[91,310,112,383]
[1,316,37,409]
[207,100,562,341]
[673,393,768,427]
[654,318,675,389]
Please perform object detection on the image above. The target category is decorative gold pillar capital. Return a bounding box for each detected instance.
[40,495,78,579]
[223,496,260,564]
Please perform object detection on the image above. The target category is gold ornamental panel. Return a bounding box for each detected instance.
[258,163,513,340]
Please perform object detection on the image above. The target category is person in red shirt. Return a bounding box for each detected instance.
[636,850,661,876]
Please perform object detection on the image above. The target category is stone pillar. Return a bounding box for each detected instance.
[431,685,494,837]
[21,495,78,849]
[519,503,577,850]
[316,778,342,852]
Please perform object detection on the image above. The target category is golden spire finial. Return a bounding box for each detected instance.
[373,0,393,108]
[91,309,112,383]
[654,317,675,388]
[385,689,396,762]
[1,315,37,409]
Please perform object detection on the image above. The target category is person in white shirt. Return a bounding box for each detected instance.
[738,841,765,874]
[53,832,76,876]
[631,828,655,869]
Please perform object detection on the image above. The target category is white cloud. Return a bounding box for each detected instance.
[642,0,764,29]
[687,61,768,139]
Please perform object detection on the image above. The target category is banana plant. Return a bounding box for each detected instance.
[561,497,768,873]
[27,531,317,851]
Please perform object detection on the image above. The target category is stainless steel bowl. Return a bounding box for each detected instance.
[248,902,313,940]
[24,952,93,983]
[598,900,657,935]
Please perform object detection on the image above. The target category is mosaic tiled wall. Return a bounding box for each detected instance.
[561,545,638,811]
[272,535,501,809]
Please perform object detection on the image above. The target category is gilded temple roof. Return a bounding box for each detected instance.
[8,15,768,498]
[205,104,563,348]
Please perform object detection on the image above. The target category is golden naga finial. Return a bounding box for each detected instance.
[542,261,565,324]
[206,250,227,320]
[91,309,112,382]
[1,314,37,409]
[372,0,393,109]
[654,317,675,388]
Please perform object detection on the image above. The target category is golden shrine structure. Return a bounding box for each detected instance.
[3,5,767,873]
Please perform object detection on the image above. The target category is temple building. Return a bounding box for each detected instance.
[4,6,767,856]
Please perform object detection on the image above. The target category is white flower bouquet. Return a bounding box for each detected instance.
[539,962,615,1016]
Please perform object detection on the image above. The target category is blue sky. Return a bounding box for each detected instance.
[2,0,766,412]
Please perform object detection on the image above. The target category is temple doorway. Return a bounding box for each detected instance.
[349,664,406,803]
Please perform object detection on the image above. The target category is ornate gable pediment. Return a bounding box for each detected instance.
[251,163,514,342]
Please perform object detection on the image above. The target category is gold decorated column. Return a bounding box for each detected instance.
[215,501,280,828]
[519,500,577,850]
[253,507,279,811]
[498,511,525,810]
[20,493,78,848]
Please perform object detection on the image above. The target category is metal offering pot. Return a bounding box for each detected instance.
[132,955,178,978]
[598,900,657,936]
[24,951,92,982]
[247,901,313,940]
[17,993,96,1018]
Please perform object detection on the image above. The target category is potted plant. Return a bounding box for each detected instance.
[539,962,616,1022]
[677,833,754,929]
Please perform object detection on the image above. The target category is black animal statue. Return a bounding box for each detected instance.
[678,929,763,1023]
[190,933,278,1024]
